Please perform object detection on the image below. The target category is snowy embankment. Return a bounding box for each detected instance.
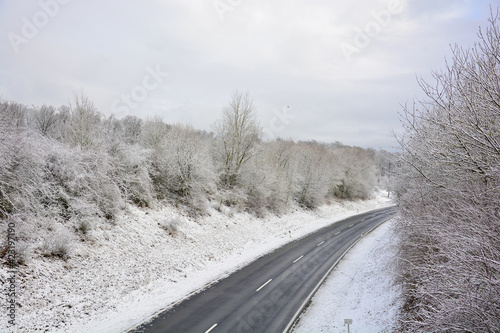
[293,219,402,333]
[1,192,391,333]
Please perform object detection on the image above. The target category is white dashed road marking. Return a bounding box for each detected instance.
[256,279,272,292]
[293,255,304,263]
[205,323,217,333]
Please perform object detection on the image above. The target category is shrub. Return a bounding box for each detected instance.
[159,218,184,237]
[112,144,154,208]
[40,230,72,260]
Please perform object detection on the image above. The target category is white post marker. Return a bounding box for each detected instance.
[344,319,352,333]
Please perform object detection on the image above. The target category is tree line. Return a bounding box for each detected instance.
[0,90,391,263]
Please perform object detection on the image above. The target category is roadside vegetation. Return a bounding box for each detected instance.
[0,90,393,265]
[395,11,500,332]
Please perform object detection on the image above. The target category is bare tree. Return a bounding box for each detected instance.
[32,105,59,137]
[162,124,214,200]
[0,100,28,129]
[213,91,262,188]
[140,116,169,151]
[62,94,103,149]
[293,142,331,209]
[121,115,143,145]
[262,139,296,212]
[332,147,377,200]
[395,11,500,332]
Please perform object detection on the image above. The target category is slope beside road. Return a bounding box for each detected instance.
[3,194,391,333]
[128,206,397,333]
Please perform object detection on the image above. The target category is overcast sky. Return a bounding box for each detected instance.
[0,0,496,149]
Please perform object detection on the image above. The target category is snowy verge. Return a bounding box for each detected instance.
[0,192,392,333]
[292,219,402,333]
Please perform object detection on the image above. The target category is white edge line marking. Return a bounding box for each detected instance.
[282,212,395,333]
[293,255,304,263]
[317,241,324,246]
[205,323,218,333]
[256,279,272,292]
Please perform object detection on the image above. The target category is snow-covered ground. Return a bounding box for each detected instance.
[293,219,402,333]
[0,192,392,333]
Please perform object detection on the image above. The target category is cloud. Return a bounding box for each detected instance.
[0,0,495,149]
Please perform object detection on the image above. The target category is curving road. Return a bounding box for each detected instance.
[127,206,397,333]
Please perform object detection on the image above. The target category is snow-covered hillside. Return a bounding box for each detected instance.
[0,192,391,333]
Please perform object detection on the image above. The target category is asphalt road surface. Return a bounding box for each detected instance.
[128,206,397,333]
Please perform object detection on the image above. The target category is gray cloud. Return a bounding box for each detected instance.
[0,0,495,149]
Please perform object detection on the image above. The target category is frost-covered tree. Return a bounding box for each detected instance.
[262,139,297,213]
[0,123,45,218]
[102,114,124,156]
[160,124,214,199]
[111,143,154,208]
[61,94,103,149]
[213,91,262,188]
[0,100,28,129]
[374,149,397,196]
[121,115,143,145]
[293,142,331,208]
[396,11,500,332]
[31,105,59,137]
[332,147,377,200]
[140,116,169,151]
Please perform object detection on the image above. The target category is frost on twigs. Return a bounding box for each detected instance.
[395,10,500,332]
[40,229,73,261]
[213,91,262,189]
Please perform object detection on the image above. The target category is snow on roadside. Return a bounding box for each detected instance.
[0,192,392,333]
[292,219,402,333]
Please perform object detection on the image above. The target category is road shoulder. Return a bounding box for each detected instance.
[292,219,402,333]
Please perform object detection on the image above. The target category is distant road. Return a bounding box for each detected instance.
[127,206,397,333]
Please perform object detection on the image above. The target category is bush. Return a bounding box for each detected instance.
[148,123,215,214]
[159,218,184,237]
[112,144,154,207]
[40,230,72,260]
